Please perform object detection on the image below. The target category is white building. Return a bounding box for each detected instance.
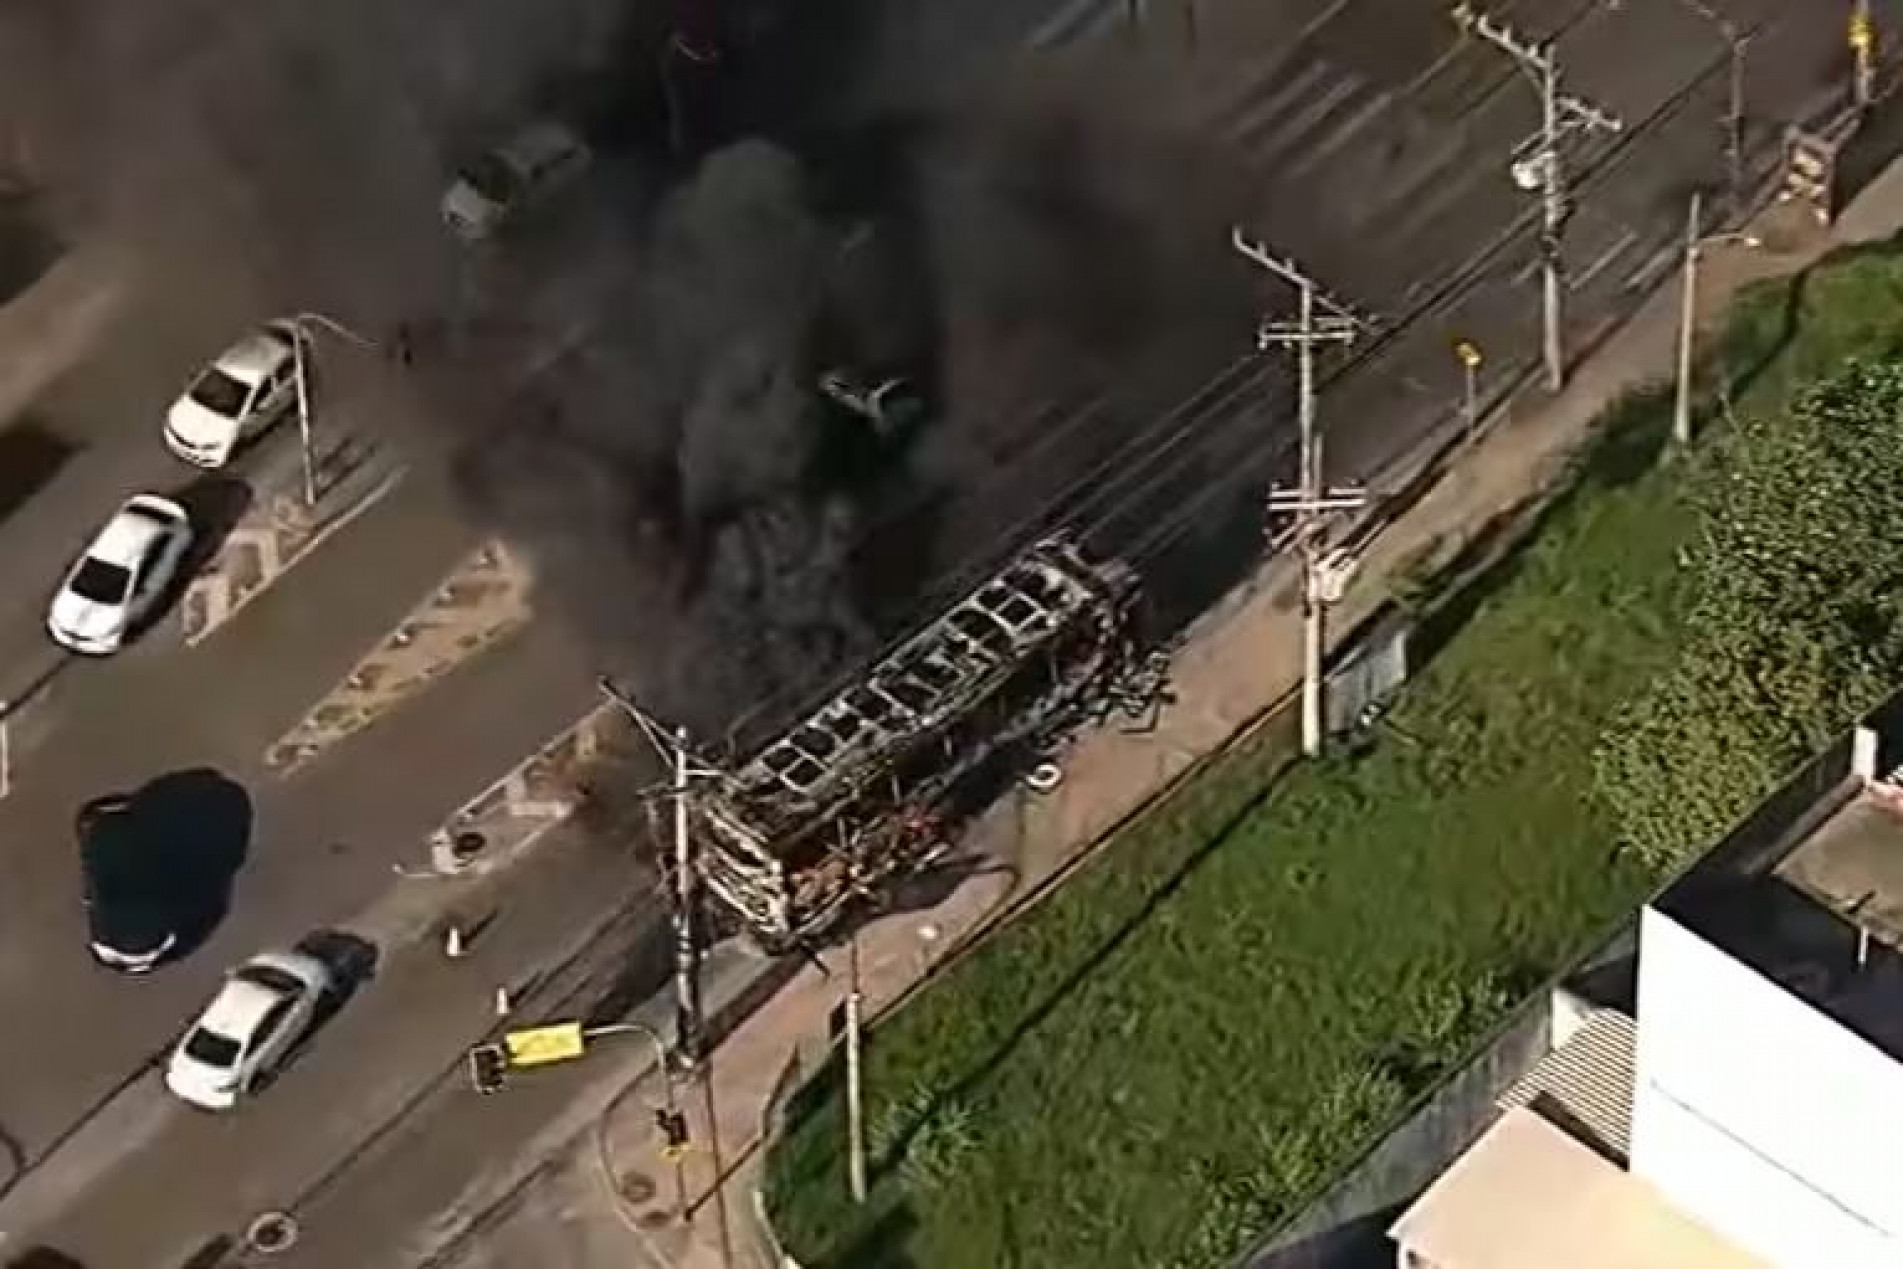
[1388,724,1903,1269]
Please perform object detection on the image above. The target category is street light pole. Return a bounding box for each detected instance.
[291,331,318,508]
[1454,3,1622,392]
[1672,189,1760,447]
[1454,339,1483,440]
[285,312,379,509]
[845,929,868,1203]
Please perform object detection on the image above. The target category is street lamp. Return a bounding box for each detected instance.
[1673,189,1760,447]
[285,312,378,507]
[1453,339,1484,440]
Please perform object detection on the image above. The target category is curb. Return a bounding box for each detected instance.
[400,703,633,879]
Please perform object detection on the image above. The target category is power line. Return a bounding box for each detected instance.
[1120,35,1750,580]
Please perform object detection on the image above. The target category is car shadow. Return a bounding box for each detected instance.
[294,928,380,1017]
[135,475,254,644]
[270,930,380,1082]
[165,474,254,583]
[0,182,64,307]
[0,419,79,527]
[127,768,252,962]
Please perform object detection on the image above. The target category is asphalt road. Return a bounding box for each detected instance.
[855,0,1855,633]
[0,0,1877,1265]
[0,210,605,1269]
[0,0,672,1261]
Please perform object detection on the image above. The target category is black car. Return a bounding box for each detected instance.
[78,793,180,973]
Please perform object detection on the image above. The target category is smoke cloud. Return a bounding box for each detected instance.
[0,0,1261,737]
[454,139,876,731]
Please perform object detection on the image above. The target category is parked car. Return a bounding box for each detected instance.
[46,494,194,655]
[440,120,592,242]
[77,794,179,974]
[163,322,301,469]
[164,950,334,1111]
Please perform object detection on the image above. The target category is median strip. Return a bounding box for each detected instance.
[263,543,532,776]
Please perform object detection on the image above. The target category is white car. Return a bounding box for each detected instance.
[163,322,301,468]
[46,495,194,655]
[440,120,592,242]
[165,950,334,1111]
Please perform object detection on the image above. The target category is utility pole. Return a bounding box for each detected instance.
[1232,228,1368,759]
[597,679,719,1066]
[1453,3,1622,392]
[845,929,868,1202]
[669,723,705,1063]
[597,677,736,1269]
[1678,0,1750,219]
[1672,190,1760,447]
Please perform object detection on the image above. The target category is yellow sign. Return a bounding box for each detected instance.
[1453,339,1483,368]
[662,1142,689,1162]
[503,1022,588,1068]
[1850,14,1873,53]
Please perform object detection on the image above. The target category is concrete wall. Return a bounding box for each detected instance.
[1631,906,1903,1269]
[1237,996,1554,1269]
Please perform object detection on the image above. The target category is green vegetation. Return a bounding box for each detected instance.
[766,236,1903,1269]
[1597,359,1903,864]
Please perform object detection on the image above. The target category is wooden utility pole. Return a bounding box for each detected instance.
[1232,228,1367,758]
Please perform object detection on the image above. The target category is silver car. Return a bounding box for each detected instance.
[440,120,592,242]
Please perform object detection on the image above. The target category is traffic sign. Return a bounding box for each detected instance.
[503,1022,588,1068]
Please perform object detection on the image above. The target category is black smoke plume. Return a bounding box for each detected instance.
[453,140,879,733]
[0,0,1260,739]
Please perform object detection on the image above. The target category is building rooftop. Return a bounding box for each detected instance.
[1388,1107,1767,1269]
[1777,789,1903,950]
[1494,1007,1637,1164]
[1657,787,1903,1064]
